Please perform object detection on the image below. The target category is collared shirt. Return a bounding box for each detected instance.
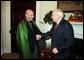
[57,18,62,25]
[27,21,33,30]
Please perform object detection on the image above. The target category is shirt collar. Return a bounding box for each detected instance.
[57,18,62,25]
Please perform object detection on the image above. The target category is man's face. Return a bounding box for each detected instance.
[25,10,34,21]
[51,11,60,22]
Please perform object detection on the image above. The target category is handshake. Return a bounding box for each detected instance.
[36,34,41,40]
[35,34,59,54]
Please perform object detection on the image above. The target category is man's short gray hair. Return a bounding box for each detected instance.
[53,9,64,18]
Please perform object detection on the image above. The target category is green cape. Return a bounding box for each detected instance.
[16,20,40,59]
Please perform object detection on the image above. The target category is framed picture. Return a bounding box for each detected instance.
[68,10,83,23]
[57,1,83,12]
[57,1,83,24]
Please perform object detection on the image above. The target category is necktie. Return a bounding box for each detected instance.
[28,21,33,30]
[52,22,57,29]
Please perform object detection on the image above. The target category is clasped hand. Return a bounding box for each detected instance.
[36,34,41,40]
[36,34,59,54]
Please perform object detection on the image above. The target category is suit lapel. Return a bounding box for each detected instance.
[53,19,65,32]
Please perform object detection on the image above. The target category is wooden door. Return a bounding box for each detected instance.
[11,1,36,52]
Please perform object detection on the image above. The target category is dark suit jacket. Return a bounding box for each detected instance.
[41,19,74,59]
[26,20,46,53]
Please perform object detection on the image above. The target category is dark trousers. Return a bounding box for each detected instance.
[32,44,38,59]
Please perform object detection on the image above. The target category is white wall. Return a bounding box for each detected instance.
[72,24,83,39]
[36,1,57,48]
[1,1,11,55]
[36,1,57,32]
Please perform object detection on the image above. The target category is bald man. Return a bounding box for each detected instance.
[36,9,74,59]
[16,9,42,59]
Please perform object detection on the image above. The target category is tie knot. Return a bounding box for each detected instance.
[53,22,57,26]
[51,22,57,30]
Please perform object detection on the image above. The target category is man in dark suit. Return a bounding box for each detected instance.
[36,9,74,59]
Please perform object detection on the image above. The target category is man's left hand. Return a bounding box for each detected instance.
[52,48,58,54]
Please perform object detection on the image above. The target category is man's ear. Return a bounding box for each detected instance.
[25,14,27,17]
